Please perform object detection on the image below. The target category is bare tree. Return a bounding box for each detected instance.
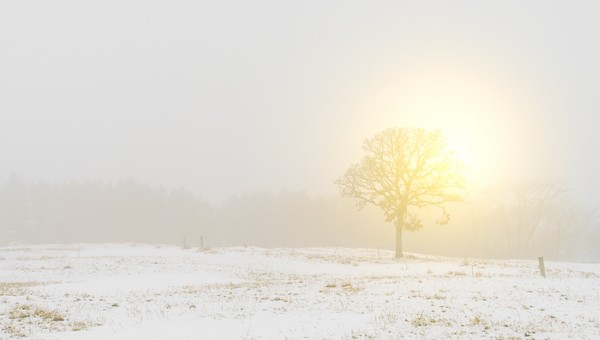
[335,128,465,258]
[485,181,592,259]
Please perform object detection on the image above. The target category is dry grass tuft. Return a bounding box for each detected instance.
[3,323,26,338]
[71,320,93,331]
[0,281,47,296]
[9,304,65,322]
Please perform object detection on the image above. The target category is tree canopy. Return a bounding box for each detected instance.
[335,128,465,257]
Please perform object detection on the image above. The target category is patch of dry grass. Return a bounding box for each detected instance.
[0,281,47,296]
[411,312,454,327]
[3,323,26,338]
[9,304,65,322]
[4,302,102,337]
[71,320,93,331]
[322,280,362,293]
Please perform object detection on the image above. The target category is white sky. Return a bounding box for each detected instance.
[1,0,599,206]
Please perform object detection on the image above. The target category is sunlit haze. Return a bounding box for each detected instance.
[2,1,599,206]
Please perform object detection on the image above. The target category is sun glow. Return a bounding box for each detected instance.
[351,45,546,194]
[444,131,481,187]
[361,60,526,191]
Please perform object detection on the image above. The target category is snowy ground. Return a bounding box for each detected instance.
[0,244,599,339]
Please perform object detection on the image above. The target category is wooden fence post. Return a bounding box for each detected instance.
[538,256,546,277]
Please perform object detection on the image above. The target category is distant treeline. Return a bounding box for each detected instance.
[1,175,599,262]
[0,175,212,245]
[0,175,392,249]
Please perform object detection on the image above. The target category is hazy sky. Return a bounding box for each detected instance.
[1,1,599,206]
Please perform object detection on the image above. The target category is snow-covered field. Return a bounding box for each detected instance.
[1,244,599,339]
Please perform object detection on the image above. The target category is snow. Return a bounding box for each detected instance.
[1,244,599,339]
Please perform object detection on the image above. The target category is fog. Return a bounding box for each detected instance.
[1,1,599,260]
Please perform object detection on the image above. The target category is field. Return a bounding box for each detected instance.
[1,244,599,339]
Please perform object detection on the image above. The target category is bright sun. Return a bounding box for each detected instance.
[446,135,475,166]
[444,132,482,186]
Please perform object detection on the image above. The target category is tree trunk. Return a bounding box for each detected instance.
[395,225,403,258]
